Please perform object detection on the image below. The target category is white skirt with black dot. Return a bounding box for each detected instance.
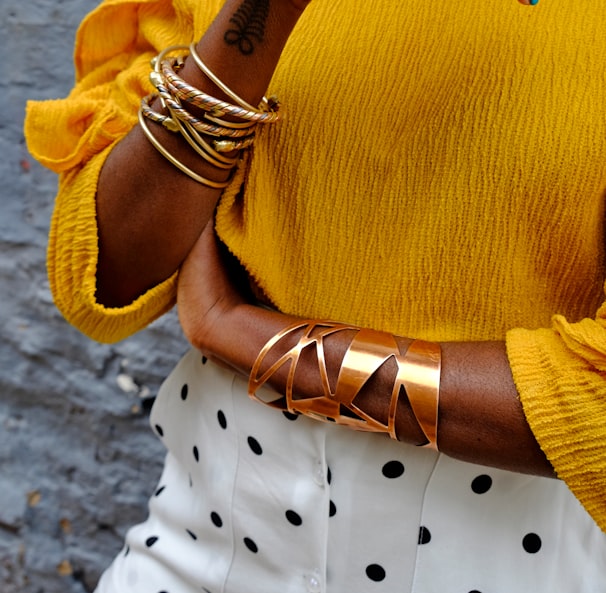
[95,349,606,593]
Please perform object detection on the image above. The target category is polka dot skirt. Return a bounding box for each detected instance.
[95,350,606,593]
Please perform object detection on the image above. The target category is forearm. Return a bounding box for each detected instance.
[96,0,308,307]
[201,303,553,478]
[439,340,552,476]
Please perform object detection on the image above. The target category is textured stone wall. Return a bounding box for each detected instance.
[1,1,188,591]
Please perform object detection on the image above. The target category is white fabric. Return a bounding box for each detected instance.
[96,349,606,593]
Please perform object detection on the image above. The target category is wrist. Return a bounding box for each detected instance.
[209,303,293,374]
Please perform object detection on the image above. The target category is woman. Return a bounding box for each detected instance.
[25,0,606,591]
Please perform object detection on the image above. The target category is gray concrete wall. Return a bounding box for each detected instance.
[1,1,189,590]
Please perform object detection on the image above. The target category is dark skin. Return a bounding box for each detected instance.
[96,0,311,307]
[177,224,554,478]
[95,0,554,477]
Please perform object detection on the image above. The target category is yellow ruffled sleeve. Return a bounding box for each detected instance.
[507,296,606,532]
[24,0,206,343]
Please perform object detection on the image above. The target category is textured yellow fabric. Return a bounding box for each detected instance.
[25,0,606,529]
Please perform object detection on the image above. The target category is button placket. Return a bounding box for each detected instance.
[313,459,326,488]
[304,568,323,593]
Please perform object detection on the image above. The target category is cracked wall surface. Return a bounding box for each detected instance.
[1,1,188,590]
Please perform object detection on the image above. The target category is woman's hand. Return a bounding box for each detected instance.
[176,220,296,377]
[177,222,248,353]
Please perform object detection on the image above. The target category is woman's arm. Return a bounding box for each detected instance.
[95,0,311,307]
[177,223,554,478]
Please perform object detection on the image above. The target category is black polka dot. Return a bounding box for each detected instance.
[469,590,482,593]
[145,536,159,547]
[327,466,332,484]
[217,410,227,429]
[124,545,130,557]
[180,384,188,401]
[282,410,299,421]
[186,529,197,540]
[382,460,405,479]
[202,356,208,365]
[154,485,165,497]
[285,510,303,526]
[193,446,199,462]
[418,526,431,545]
[471,474,493,494]
[329,500,337,517]
[188,474,193,488]
[247,436,263,455]
[243,537,258,553]
[365,564,386,582]
[141,395,155,413]
[154,424,164,437]
[211,511,223,528]
[522,533,542,553]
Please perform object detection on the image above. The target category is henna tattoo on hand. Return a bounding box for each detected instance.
[224,0,270,55]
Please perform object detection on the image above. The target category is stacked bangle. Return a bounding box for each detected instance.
[138,44,282,184]
[159,60,281,124]
[188,42,262,113]
[138,108,232,188]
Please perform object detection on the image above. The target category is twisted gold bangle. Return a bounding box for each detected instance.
[160,59,281,124]
[151,70,258,138]
[150,45,280,124]
[140,93,180,133]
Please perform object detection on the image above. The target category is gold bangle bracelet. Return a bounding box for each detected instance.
[204,113,257,130]
[150,88,245,165]
[160,59,281,124]
[188,42,263,113]
[140,94,240,167]
[213,135,256,153]
[151,71,258,138]
[138,108,232,188]
[150,46,280,124]
[176,118,240,169]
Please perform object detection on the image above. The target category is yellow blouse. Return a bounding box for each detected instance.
[25,0,606,530]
